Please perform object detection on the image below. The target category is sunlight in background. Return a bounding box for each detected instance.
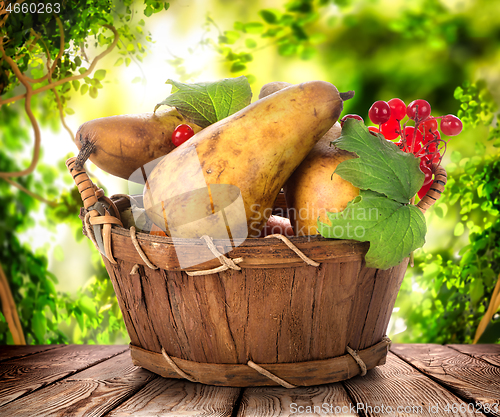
[24,0,227,290]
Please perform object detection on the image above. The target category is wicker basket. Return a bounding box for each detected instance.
[66,156,447,388]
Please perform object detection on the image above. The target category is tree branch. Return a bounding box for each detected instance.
[0,36,41,178]
[3,177,58,207]
[0,262,26,345]
[0,24,119,107]
[0,23,118,181]
[24,16,65,85]
[52,86,75,142]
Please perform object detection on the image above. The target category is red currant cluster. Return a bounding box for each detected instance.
[341,98,462,199]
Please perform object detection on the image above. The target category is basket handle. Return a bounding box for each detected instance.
[66,156,101,211]
[66,157,123,263]
[416,164,447,214]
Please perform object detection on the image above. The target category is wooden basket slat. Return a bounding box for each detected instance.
[103,260,142,348]
[104,254,407,367]
[359,259,409,350]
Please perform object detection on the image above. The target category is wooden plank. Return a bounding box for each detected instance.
[236,384,358,417]
[391,344,500,416]
[0,344,127,407]
[343,352,481,416]
[448,344,500,367]
[105,377,241,416]
[0,351,156,417]
[0,344,64,362]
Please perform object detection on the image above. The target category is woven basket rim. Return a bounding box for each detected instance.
[108,223,372,271]
[111,222,369,247]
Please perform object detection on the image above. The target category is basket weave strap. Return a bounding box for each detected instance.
[185,235,243,276]
[417,164,447,214]
[161,348,198,383]
[247,360,297,389]
[345,336,392,377]
[130,226,158,270]
[83,210,121,264]
[160,347,297,388]
[346,346,367,376]
[265,234,320,267]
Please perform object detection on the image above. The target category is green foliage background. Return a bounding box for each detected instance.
[0,0,499,345]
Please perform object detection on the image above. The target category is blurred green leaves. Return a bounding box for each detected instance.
[393,85,500,344]
[0,0,165,345]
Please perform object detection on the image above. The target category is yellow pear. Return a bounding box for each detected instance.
[284,122,360,236]
[143,81,351,239]
[75,108,202,181]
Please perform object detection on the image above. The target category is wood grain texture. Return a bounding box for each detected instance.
[448,344,500,367]
[343,352,480,417]
[0,344,499,416]
[0,344,127,407]
[236,384,358,417]
[0,351,156,417]
[107,249,406,370]
[0,344,63,362]
[391,344,500,416]
[105,377,241,416]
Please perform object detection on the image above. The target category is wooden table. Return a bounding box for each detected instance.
[0,344,498,416]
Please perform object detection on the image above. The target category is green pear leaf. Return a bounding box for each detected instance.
[318,190,426,270]
[331,118,424,204]
[154,76,252,128]
[318,118,428,270]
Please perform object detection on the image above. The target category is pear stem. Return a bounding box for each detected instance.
[339,91,355,101]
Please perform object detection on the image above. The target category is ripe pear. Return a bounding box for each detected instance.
[284,122,360,236]
[143,81,351,239]
[258,81,293,99]
[75,108,202,181]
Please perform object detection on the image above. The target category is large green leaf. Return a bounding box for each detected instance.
[154,76,252,128]
[318,119,428,270]
[318,190,426,270]
[331,118,424,204]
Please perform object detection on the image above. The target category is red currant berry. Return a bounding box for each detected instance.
[407,99,431,121]
[380,118,400,140]
[368,126,381,136]
[172,124,195,147]
[419,118,438,135]
[419,160,433,186]
[418,181,433,199]
[368,101,391,125]
[404,126,423,153]
[423,129,440,144]
[425,142,438,154]
[388,98,406,120]
[440,114,463,136]
[340,114,364,126]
